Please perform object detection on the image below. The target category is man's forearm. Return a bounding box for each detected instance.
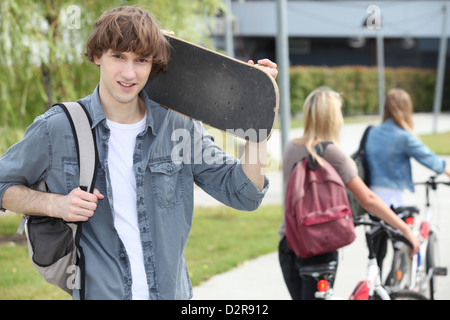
[2,185,59,217]
[3,184,103,222]
[241,141,267,191]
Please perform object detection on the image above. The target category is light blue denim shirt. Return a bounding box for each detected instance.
[0,86,268,299]
[365,118,445,192]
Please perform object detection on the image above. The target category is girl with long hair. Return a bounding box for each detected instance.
[278,87,420,300]
[365,88,450,271]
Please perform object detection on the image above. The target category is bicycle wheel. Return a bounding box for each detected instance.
[389,289,428,300]
[385,242,412,289]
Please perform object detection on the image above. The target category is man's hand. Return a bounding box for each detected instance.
[2,185,104,222]
[248,59,278,79]
[55,187,104,222]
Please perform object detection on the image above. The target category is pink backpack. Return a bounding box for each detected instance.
[285,143,355,258]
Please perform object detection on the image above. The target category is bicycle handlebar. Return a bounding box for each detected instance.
[414,175,450,206]
[353,218,413,255]
[415,175,450,189]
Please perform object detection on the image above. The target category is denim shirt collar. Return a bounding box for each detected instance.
[383,117,397,128]
[84,84,159,135]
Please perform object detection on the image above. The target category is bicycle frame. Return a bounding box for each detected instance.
[390,207,430,293]
[300,219,413,300]
[410,206,432,292]
[366,257,391,299]
[388,176,449,298]
[362,220,395,299]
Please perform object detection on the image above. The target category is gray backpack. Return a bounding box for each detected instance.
[17,102,97,297]
[347,126,372,218]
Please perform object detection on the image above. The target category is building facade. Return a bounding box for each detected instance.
[212,0,449,69]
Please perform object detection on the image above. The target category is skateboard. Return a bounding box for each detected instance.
[144,34,279,143]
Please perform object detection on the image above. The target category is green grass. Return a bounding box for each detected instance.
[0,205,283,299]
[185,205,282,286]
[0,124,447,299]
[0,245,71,300]
[0,213,70,299]
[419,131,450,155]
[0,212,24,236]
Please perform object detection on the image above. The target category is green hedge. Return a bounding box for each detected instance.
[289,66,449,116]
[2,64,448,128]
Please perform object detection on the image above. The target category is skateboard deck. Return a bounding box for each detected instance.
[144,34,279,143]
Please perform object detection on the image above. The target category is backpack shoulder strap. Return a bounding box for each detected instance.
[57,102,98,193]
[314,141,332,156]
[16,102,98,236]
[291,141,333,173]
[307,141,333,171]
[358,125,372,151]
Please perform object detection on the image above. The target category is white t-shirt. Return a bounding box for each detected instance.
[371,186,406,208]
[107,115,149,299]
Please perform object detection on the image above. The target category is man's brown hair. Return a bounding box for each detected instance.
[84,6,170,78]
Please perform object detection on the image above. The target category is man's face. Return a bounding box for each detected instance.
[94,50,152,106]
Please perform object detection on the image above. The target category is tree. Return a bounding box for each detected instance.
[0,0,225,128]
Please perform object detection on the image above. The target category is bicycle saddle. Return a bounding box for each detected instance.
[299,261,337,278]
[391,205,420,216]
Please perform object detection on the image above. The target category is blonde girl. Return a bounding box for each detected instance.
[278,87,420,300]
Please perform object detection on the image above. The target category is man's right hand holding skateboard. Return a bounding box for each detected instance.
[249,58,278,79]
[241,59,278,191]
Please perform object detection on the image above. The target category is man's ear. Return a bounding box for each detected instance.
[93,55,101,66]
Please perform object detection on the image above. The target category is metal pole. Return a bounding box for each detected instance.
[432,2,448,133]
[376,29,385,117]
[276,0,291,156]
[225,0,235,58]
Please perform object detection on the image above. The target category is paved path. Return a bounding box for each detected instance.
[192,113,450,300]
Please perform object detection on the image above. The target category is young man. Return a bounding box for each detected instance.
[0,6,277,299]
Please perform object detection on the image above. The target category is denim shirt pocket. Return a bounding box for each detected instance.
[148,160,184,208]
[63,159,79,193]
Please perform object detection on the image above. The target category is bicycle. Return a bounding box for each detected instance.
[299,218,427,300]
[384,175,449,299]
